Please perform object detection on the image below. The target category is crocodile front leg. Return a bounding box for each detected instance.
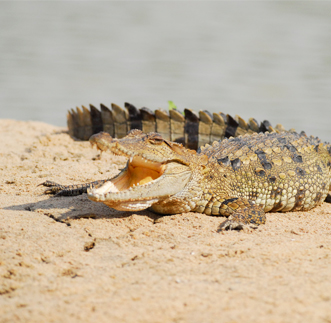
[217,197,266,230]
[39,180,109,196]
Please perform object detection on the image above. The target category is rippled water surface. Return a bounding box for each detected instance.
[1,2,331,139]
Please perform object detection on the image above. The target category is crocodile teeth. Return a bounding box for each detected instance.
[91,181,119,195]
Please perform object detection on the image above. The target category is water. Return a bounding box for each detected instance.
[1,2,331,140]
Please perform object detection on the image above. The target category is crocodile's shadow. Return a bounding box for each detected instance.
[4,194,162,223]
[5,194,232,231]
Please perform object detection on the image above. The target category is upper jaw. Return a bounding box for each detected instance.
[89,131,184,164]
[110,142,172,164]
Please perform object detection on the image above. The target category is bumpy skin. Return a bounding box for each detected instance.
[67,103,290,150]
[43,130,331,230]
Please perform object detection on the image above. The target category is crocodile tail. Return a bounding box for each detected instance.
[67,103,290,149]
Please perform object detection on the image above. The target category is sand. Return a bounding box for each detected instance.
[0,119,331,323]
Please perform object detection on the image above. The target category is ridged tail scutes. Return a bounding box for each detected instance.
[67,103,291,149]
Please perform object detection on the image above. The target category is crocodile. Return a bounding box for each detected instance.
[67,103,290,150]
[42,129,331,230]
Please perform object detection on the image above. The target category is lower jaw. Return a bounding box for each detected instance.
[100,198,159,211]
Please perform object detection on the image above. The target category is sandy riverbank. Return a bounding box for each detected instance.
[0,119,331,323]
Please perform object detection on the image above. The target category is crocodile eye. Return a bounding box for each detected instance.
[149,138,164,145]
[147,133,165,144]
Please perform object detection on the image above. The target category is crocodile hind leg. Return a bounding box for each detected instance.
[39,179,109,196]
[216,197,266,230]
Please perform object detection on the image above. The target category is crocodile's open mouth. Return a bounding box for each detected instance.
[110,156,165,190]
[87,155,192,211]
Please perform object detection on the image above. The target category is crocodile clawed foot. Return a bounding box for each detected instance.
[38,181,64,195]
[220,204,266,231]
[220,218,258,231]
[38,179,108,196]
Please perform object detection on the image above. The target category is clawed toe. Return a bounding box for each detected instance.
[220,219,258,231]
[38,181,64,195]
[38,180,59,188]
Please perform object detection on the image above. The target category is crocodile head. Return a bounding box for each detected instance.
[88,130,208,213]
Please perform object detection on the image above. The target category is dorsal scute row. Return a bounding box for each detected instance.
[201,132,330,171]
